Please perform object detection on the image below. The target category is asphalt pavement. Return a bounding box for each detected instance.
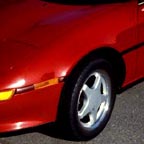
[0,82,144,144]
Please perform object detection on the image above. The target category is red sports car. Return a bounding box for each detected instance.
[0,0,143,141]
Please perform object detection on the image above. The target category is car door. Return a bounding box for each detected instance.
[137,0,144,77]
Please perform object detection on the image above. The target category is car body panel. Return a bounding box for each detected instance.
[0,0,138,89]
[137,1,144,77]
[0,82,64,132]
[0,0,143,133]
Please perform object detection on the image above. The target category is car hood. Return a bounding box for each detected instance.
[0,0,121,89]
[0,0,92,41]
[0,0,92,89]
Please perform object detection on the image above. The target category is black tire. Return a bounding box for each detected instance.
[57,59,116,141]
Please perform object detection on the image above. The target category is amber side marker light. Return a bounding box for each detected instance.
[0,89,15,101]
[34,78,61,90]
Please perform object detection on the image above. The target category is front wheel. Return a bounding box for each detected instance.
[57,59,116,141]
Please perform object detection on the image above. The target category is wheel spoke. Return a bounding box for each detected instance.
[101,94,107,103]
[82,84,92,98]
[78,84,91,119]
[93,73,102,90]
[78,100,90,119]
[90,109,97,126]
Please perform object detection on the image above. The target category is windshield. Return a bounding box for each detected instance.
[43,0,128,5]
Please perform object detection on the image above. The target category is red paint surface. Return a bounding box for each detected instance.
[0,0,143,132]
[137,2,144,77]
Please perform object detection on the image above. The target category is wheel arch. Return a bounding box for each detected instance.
[67,47,126,91]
